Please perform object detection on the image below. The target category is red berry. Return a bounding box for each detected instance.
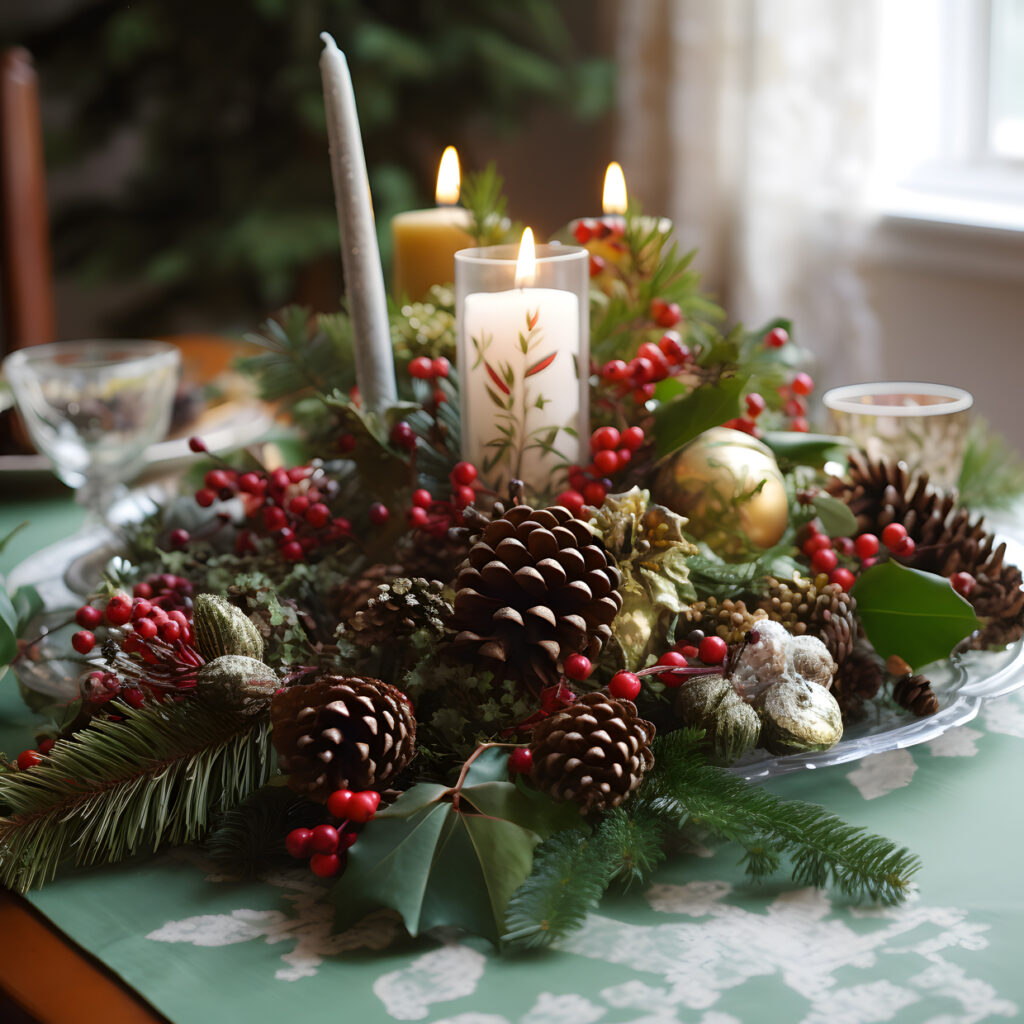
[698,635,728,665]
[508,748,533,776]
[652,299,682,327]
[950,571,976,598]
[432,357,450,379]
[310,824,340,855]
[131,599,153,620]
[811,547,839,573]
[790,417,810,433]
[881,523,908,549]
[390,421,417,451]
[75,605,102,629]
[893,536,916,558]
[122,688,146,709]
[829,567,857,592]
[326,788,354,819]
[195,488,216,508]
[407,506,429,529]
[104,595,133,627]
[563,654,592,681]
[802,533,833,556]
[632,383,656,404]
[792,372,814,396]
[451,461,478,486]
[238,472,264,495]
[37,738,55,755]
[657,650,688,686]
[305,502,330,529]
[454,485,476,508]
[854,533,880,560]
[369,503,390,526]
[188,436,207,453]
[590,426,621,452]
[629,357,655,385]
[833,537,855,557]
[17,750,42,770]
[621,426,645,451]
[609,671,641,700]
[582,481,607,506]
[72,630,95,654]
[556,489,585,516]
[573,219,594,244]
[679,645,699,659]
[409,356,434,379]
[280,540,304,562]
[159,620,182,643]
[745,392,767,418]
[764,326,789,348]
[412,488,433,509]
[133,582,153,599]
[263,505,288,531]
[589,254,606,277]
[309,853,342,878]
[339,831,359,850]
[285,828,314,859]
[204,469,232,492]
[658,331,689,364]
[336,433,357,454]
[134,617,158,640]
[593,449,619,475]
[601,359,630,383]
[168,528,190,550]
[288,495,310,517]
[288,466,310,484]
[347,791,381,824]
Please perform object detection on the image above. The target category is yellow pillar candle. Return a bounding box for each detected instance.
[392,146,474,302]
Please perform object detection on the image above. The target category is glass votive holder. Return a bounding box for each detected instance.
[455,240,589,495]
[822,382,973,490]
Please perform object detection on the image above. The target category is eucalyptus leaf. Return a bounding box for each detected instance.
[653,373,749,457]
[851,560,981,670]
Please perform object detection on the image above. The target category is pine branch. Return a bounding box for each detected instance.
[501,828,608,950]
[647,730,920,904]
[460,163,519,246]
[598,806,667,889]
[957,417,1024,511]
[0,696,274,892]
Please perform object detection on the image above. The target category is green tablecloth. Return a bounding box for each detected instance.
[2,496,1022,1024]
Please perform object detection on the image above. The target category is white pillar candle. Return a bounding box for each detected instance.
[460,229,583,492]
[319,33,396,413]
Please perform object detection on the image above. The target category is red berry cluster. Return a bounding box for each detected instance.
[285,788,380,879]
[558,425,645,514]
[598,329,690,406]
[798,520,923,593]
[194,462,353,562]
[573,217,627,276]
[407,355,451,407]
[608,631,730,696]
[407,461,480,535]
[14,738,55,771]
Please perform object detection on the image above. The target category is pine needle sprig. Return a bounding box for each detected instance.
[647,730,921,904]
[460,163,520,246]
[0,696,274,893]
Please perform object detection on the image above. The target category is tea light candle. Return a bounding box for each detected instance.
[392,146,474,301]
[456,229,589,493]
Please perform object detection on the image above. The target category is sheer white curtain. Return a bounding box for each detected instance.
[615,0,882,389]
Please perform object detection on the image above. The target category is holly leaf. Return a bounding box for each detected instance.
[851,560,981,670]
[760,431,855,470]
[652,373,749,457]
[810,494,858,539]
[329,772,576,944]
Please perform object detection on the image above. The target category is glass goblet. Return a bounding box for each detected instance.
[2,340,181,519]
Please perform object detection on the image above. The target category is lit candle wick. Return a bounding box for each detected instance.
[602,161,627,216]
[435,146,461,206]
[515,227,536,288]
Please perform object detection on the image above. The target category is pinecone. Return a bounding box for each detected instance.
[756,574,858,665]
[333,563,405,624]
[449,504,622,688]
[349,578,452,648]
[678,597,768,645]
[829,453,1024,647]
[271,676,416,802]
[892,673,940,716]
[529,692,655,814]
[832,646,884,721]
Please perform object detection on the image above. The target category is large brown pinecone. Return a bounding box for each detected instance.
[271,676,416,802]
[449,504,622,688]
[757,573,858,665]
[529,692,655,814]
[828,453,1024,647]
[678,597,768,645]
[349,577,452,648]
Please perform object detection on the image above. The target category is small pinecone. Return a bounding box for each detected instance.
[271,676,416,802]
[333,563,405,624]
[966,545,1024,649]
[892,673,939,716]
[832,647,884,721]
[678,597,768,645]
[349,577,452,648]
[449,504,622,687]
[395,534,468,587]
[757,574,859,665]
[529,692,655,814]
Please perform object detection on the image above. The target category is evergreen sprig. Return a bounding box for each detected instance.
[0,696,274,892]
[460,163,519,246]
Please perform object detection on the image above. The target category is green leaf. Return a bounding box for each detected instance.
[811,494,858,539]
[0,588,21,667]
[760,431,854,469]
[653,374,749,457]
[851,560,981,670]
[462,780,580,840]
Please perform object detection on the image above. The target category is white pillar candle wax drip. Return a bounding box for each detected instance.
[458,229,587,493]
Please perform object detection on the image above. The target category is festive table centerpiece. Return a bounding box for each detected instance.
[2,36,1024,952]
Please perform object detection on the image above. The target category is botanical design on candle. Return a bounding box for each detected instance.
[471,308,572,481]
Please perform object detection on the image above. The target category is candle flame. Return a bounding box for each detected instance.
[515,228,536,288]
[435,146,461,205]
[602,161,627,215]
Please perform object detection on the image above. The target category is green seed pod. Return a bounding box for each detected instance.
[197,654,278,711]
[192,594,264,662]
[757,677,843,755]
[676,673,762,764]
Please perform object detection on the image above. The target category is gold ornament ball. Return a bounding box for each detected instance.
[651,427,789,557]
